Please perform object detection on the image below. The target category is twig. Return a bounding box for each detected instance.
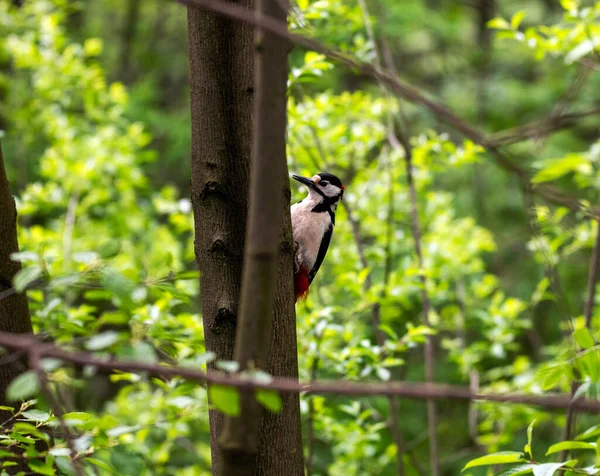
[174,0,600,162]
[29,348,83,476]
[400,130,440,476]
[305,346,321,475]
[62,190,81,270]
[561,196,600,458]
[1,332,600,410]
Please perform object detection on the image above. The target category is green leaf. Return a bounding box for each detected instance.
[72,251,98,264]
[576,424,600,441]
[21,410,50,422]
[208,385,240,416]
[102,269,136,307]
[62,412,93,422]
[546,441,596,455]
[6,371,39,401]
[565,40,596,64]
[256,389,282,413]
[106,425,139,437]
[573,381,591,401]
[574,328,595,349]
[216,361,240,373]
[511,11,525,29]
[85,458,115,474]
[560,0,578,11]
[525,420,536,459]
[532,462,570,476]
[13,266,42,292]
[98,240,121,259]
[27,460,55,476]
[532,155,591,184]
[118,342,157,363]
[487,17,510,29]
[462,451,525,471]
[376,367,391,381]
[49,447,72,457]
[85,331,121,351]
[110,446,144,475]
[175,270,200,280]
[496,465,535,476]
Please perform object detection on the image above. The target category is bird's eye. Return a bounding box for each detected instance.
[320,181,329,186]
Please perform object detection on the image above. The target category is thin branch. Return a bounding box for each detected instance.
[562,196,600,456]
[174,0,600,219]
[305,339,321,476]
[583,203,600,330]
[62,190,81,270]
[400,131,440,476]
[29,348,83,476]
[174,0,600,158]
[0,332,600,410]
[487,107,600,148]
[354,0,439,466]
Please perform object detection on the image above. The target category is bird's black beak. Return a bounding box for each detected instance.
[292,174,315,189]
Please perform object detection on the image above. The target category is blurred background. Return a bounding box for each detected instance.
[1,0,600,474]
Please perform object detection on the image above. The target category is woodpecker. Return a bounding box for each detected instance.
[291,172,345,301]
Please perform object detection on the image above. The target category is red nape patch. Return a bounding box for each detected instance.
[294,266,310,302]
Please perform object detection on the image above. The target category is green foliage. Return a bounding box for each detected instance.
[0,0,600,474]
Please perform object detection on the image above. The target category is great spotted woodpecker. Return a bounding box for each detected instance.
[291,172,345,301]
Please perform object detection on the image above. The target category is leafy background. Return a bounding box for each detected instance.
[1,0,600,474]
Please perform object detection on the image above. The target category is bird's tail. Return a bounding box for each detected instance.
[294,265,309,302]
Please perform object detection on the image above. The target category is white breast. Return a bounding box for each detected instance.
[291,198,333,272]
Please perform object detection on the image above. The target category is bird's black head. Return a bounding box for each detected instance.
[292,172,345,202]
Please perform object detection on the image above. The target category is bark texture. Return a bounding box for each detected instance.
[187,4,253,472]
[0,142,33,405]
[219,0,303,473]
[187,4,303,475]
[0,141,33,471]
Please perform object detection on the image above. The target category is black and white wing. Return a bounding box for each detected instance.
[307,224,333,285]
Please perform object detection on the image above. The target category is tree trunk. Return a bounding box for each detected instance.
[187,3,303,475]
[0,140,33,471]
[218,0,303,474]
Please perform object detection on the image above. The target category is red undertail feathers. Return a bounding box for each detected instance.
[294,265,310,302]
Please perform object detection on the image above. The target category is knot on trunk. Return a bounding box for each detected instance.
[210,307,237,335]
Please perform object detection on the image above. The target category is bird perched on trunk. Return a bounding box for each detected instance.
[291,172,345,301]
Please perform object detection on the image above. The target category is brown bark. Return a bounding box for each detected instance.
[187,3,253,471]
[187,3,302,475]
[220,0,303,469]
[0,141,33,471]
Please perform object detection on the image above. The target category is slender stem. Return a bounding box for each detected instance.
[305,344,321,476]
[583,205,600,330]
[562,197,600,458]
[30,349,83,476]
[62,190,80,270]
[402,135,440,476]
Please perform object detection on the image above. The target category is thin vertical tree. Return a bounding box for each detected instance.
[0,140,34,470]
[187,2,303,474]
[219,0,304,469]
